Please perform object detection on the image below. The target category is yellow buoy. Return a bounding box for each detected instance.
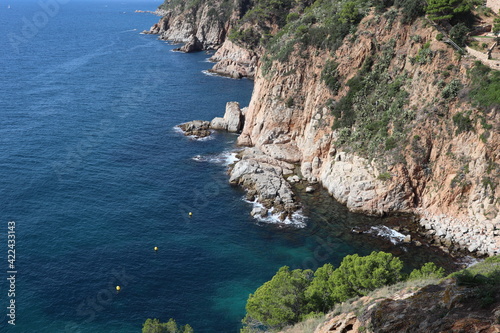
[154,246,158,251]
[116,286,121,291]
[188,212,193,217]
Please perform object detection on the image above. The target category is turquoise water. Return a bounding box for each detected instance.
[0,1,460,332]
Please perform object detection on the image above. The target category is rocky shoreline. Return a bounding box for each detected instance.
[177,102,306,222]
[177,104,500,259]
[153,2,499,258]
[418,210,500,257]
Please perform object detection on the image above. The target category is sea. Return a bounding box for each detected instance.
[0,1,465,332]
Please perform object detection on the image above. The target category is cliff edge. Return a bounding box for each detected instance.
[152,0,500,256]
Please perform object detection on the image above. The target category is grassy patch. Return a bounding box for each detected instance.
[468,61,500,110]
[330,39,412,159]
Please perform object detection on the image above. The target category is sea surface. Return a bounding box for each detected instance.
[0,1,463,332]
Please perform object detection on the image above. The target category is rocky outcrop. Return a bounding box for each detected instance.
[229,148,299,220]
[235,12,500,255]
[487,0,500,14]
[209,40,258,78]
[319,153,415,215]
[178,120,211,138]
[314,277,500,333]
[174,34,203,53]
[178,101,246,139]
[146,2,259,75]
[419,210,500,256]
[210,101,245,132]
[159,0,500,254]
[144,3,230,51]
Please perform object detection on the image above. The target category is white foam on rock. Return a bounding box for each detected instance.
[191,151,240,166]
[366,225,406,244]
[244,198,307,228]
[201,70,233,79]
[173,125,214,141]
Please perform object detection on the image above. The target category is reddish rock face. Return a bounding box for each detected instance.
[150,2,500,255]
[234,12,500,255]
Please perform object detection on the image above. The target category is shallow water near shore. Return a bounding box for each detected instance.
[0,1,464,332]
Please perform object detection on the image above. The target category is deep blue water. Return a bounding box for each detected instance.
[0,1,461,332]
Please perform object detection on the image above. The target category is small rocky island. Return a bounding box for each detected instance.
[177,101,245,138]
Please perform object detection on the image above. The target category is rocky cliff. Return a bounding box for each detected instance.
[144,0,238,51]
[152,0,500,255]
[307,257,500,333]
[236,11,499,255]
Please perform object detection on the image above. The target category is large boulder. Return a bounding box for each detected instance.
[210,117,227,130]
[178,120,211,138]
[223,101,244,132]
[229,148,299,220]
[209,101,244,133]
[176,34,203,53]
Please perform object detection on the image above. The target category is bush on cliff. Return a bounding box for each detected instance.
[304,263,336,313]
[142,318,194,333]
[329,251,404,300]
[242,251,408,332]
[468,61,500,110]
[409,262,446,280]
[242,266,313,331]
[425,0,472,22]
[332,39,412,158]
[450,256,500,308]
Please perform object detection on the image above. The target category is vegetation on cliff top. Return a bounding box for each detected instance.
[258,257,500,333]
[241,251,445,332]
[142,318,194,333]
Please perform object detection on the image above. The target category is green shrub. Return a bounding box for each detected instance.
[452,111,473,134]
[493,16,500,34]
[425,0,471,22]
[482,177,497,192]
[394,0,426,23]
[331,40,412,158]
[441,79,462,99]
[468,62,500,110]
[377,172,392,181]
[243,266,313,331]
[385,137,397,150]
[242,252,408,331]
[411,35,422,43]
[446,256,500,309]
[436,33,444,41]
[449,23,470,47]
[329,251,404,301]
[142,318,194,333]
[321,60,340,93]
[409,262,445,280]
[304,264,336,313]
[286,12,299,23]
[410,43,434,64]
[229,27,261,48]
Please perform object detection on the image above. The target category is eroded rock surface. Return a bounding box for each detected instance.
[178,120,211,138]
[229,148,299,220]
